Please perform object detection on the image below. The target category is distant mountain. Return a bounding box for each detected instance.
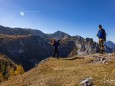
[0,25,114,56]
[0,34,53,71]
[47,31,113,55]
[25,29,48,38]
[46,31,99,55]
[47,31,71,39]
[0,25,47,38]
[0,25,31,35]
[0,25,114,71]
[105,41,115,49]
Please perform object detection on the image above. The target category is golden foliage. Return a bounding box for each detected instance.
[14,64,24,75]
[0,55,25,83]
[9,67,15,77]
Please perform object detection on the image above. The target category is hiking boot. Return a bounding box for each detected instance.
[100,50,104,54]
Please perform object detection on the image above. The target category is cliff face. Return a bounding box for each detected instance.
[0,34,53,71]
[76,37,102,55]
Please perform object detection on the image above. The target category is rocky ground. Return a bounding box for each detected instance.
[0,53,115,86]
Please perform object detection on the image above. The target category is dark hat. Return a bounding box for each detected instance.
[99,25,102,27]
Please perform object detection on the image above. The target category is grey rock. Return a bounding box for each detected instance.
[80,77,93,86]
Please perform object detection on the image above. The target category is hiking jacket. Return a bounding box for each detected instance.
[97,29,106,39]
[53,41,60,49]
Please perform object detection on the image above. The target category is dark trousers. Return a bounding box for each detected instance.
[53,48,59,58]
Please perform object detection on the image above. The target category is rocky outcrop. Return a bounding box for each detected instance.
[75,37,100,55]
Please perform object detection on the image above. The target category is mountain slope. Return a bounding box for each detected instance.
[1,53,115,86]
[47,31,113,55]
[0,25,114,54]
[0,34,53,71]
[25,29,48,38]
[105,41,115,49]
[0,25,114,72]
[0,25,48,38]
[0,55,17,82]
[0,25,31,35]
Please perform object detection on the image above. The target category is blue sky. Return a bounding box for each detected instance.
[0,0,115,42]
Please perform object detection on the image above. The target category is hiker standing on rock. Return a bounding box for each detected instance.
[52,39,60,59]
[97,25,106,54]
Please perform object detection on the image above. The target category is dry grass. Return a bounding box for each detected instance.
[0,54,115,86]
[0,34,32,40]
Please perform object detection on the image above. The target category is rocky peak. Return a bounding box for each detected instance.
[51,31,70,39]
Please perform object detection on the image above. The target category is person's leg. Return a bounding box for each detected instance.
[100,39,104,54]
[57,50,59,59]
[101,39,104,54]
[99,39,102,53]
[55,48,59,59]
[53,53,55,57]
[53,49,56,57]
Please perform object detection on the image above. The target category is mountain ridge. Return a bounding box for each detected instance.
[105,41,115,49]
[0,25,114,71]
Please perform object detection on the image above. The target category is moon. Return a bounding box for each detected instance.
[20,11,25,16]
